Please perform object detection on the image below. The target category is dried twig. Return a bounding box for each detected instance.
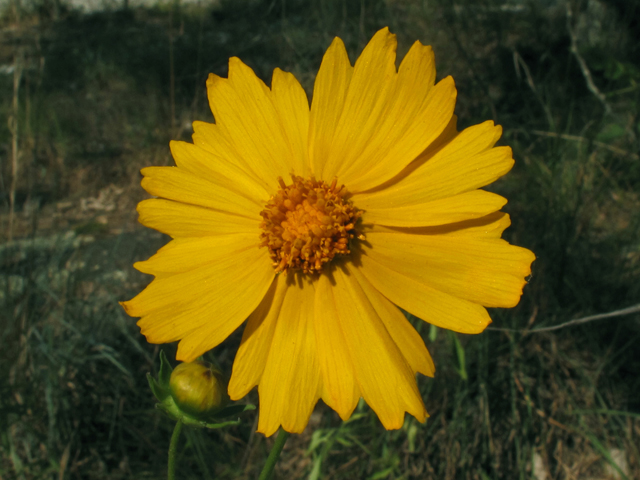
[488,304,640,333]
[566,3,611,114]
[513,51,555,130]
[530,130,639,160]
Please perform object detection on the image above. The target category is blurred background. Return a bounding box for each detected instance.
[1,0,639,478]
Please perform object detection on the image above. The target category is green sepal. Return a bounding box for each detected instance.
[155,393,255,429]
[213,403,256,419]
[147,350,173,402]
[147,373,170,402]
[158,350,173,387]
[192,418,243,429]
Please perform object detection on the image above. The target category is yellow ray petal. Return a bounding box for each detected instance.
[362,190,508,227]
[258,277,321,436]
[332,266,427,429]
[122,246,275,362]
[140,166,261,219]
[320,28,397,183]
[344,77,457,193]
[356,121,509,208]
[314,273,359,421]
[228,274,289,400]
[271,68,310,177]
[136,199,257,238]
[206,58,294,183]
[358,251,492,333]
[308,37,353,178]
[134,233,259,278]
[363,225,536,308]
[365,211,512,239]
[345,263,435,377]
[359,113,459,196]
[170,140,269,203]
[124,241,269,318]
[191,121,276,195]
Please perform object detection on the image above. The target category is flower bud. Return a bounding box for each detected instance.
[169,361,228,418]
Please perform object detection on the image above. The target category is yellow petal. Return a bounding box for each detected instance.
[344,77,457,193]
[229,274,288,399]
[366,211,511,239]
[362,190,508,227]
[191,121,276,195]
[136,199,257,238]
[332,266,427,429]
[346,263,435,377]
[364,112,459,194]
[206,58,293,184]
[363,225,536,308]
[320,28,398,183]
[356,121,510,208]
[258,276,321,436]
[140,166,261,219]
[358,250,492,333]
[308,36,353,178]
[122,245,274,362]
[127,236,266,316]
[314,273,359,421]
[170,140,269,203]
[270,68,310,177]
[134,233,259,278]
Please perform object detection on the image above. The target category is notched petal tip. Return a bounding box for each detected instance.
[437,75,458,99]
[119,300,134,316]
[358,26,398,64]
[370,26,395,45]
[205,72,222,87]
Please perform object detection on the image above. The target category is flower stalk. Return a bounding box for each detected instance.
[258,429,290,480]
[167,419,183,480]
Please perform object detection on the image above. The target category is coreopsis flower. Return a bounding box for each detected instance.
[122,28,535,436]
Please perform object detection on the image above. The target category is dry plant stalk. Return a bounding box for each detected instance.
[9,49,23,241]
[566,3,612,115]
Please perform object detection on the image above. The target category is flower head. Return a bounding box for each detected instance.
[170,361,229,418]
[122,28,535,436]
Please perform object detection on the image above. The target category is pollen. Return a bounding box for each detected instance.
[259,175,363,274]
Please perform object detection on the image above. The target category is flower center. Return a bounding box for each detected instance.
[259,175,363,274]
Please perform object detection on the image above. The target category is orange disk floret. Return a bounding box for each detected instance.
[259,175,363,274]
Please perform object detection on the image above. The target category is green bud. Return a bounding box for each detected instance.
[169,361,229,418]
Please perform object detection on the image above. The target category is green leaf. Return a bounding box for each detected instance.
[336,437,353,447]
[369,466,394,479]
[428,324,438,342]
[407,420,418,453]
[448,331,467,381]
[596,123,626,143]
[579,424,629,480]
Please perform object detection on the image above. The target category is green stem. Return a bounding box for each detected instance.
[168,419,183,480]
[258,429,290,480]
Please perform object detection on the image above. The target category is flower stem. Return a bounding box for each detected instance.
[168,419,183,480]
[258,429,290,480]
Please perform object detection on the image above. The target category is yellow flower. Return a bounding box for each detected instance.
[121,28,535,437]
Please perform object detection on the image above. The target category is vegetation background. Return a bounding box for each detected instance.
[1,0,639,478]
